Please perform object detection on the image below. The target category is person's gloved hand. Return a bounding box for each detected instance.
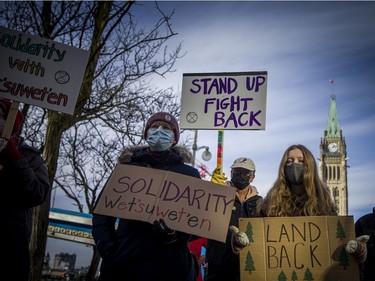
[229,225,249,254]
[211,166,227,185]
[345,235,369,264]
[0,136,23,160]
[153,219,177,244]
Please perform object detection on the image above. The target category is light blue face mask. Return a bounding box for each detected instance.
[146,126,174,151]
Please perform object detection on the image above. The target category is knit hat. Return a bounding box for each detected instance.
[0,98,24,136]
[230,157,256,171]
[143,112,180,145]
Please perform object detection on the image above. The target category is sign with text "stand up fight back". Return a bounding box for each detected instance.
[0,26,89,115]
[180,71,268,130]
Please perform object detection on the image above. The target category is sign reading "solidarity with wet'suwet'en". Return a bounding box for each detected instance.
[0,26,89,115]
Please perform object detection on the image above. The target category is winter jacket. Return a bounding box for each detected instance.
[204,188,262,281]
[0,139,51,281]
[355,207,375,281]
[92,146,201,281]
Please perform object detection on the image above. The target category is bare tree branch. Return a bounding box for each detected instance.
[0,1,185,280]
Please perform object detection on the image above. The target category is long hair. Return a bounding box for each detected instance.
[257,144,338,217]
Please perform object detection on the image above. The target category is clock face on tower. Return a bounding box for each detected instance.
[328,142,338,152]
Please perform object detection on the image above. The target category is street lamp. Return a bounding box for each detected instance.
[191,130,212,166]
[192,143,212,161]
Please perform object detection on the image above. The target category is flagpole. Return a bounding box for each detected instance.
[217,130,224,174]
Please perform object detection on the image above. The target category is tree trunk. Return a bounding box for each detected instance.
[30,199,51,280]
[29,113,64,281]
[87,247,101,281]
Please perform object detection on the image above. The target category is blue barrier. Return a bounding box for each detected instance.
[48,208,94,245]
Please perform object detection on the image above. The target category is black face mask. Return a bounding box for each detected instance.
[284,163,304,185]
[230,173,251,190]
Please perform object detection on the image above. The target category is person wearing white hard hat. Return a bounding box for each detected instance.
[205,157,262,281]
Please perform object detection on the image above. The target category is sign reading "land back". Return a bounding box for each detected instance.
[238,216,359,281]
[93,164,236,242]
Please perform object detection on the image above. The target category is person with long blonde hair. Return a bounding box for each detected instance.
[257,144,368,268]
[257,144,337,217]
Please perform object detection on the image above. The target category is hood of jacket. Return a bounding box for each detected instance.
[117,145,193,165]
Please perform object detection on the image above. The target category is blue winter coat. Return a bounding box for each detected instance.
[0,139,51,281]
[92,146,201,281]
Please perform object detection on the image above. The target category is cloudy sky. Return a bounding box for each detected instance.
[48,1,375,268]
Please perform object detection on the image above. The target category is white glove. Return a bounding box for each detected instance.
[345,235,369,264]
[229,225,249,255]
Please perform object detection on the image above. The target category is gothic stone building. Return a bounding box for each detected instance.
[319,95,349,215]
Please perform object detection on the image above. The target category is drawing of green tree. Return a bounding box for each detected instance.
[291,270,298,280]
[245,221,254,242]
[336,219,346,240]
[303,268,314,280]
[339,246,350,269]
[278,271,287,281]
[245,251,255,273]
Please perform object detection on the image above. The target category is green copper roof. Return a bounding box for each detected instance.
[326,95,340,137]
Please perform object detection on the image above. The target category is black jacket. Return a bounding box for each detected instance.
[355,207,375,281]
[92,146,201,281]
[0,139,50,281]
[205,193,262,281]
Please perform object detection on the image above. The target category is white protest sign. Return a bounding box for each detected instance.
[0,26,89,115]
[180,71,268,130]
[93,164,236,242]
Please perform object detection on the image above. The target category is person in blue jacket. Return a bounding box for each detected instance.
[92,112,201,281]
[0,98,51,281]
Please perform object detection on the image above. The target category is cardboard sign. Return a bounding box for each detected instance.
[93,164,236,242]
[239,216,359,281]
[0,26,89,115]
[180,71,268,130]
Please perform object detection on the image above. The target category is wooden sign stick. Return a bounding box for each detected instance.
[1,100,20,139]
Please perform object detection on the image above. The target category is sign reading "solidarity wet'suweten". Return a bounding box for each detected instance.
[94,164,236,242]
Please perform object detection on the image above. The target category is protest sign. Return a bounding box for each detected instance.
[0,26,89,115]
[238,216,359,281]
[93,164,236,242]
[180,71,267,130]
